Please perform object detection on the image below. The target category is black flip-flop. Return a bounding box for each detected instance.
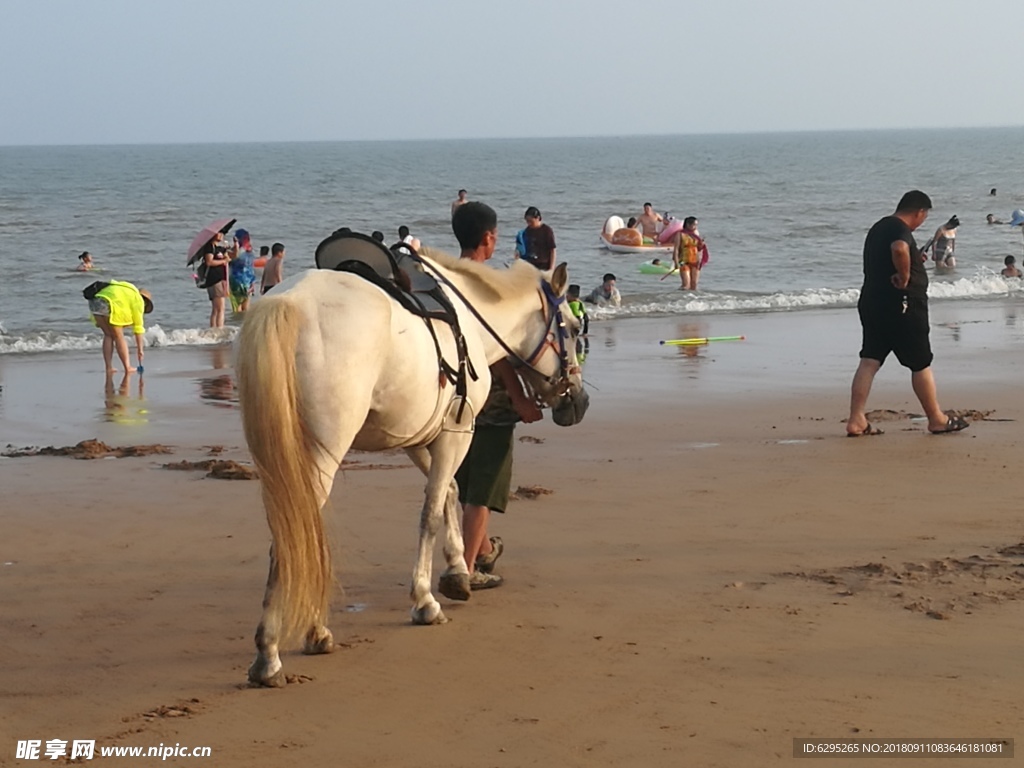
[929,414,970,434]
[847,423,884,437]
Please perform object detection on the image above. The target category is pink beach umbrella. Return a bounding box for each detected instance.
[186,217,237,265]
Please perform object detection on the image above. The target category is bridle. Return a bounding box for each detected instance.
[517,281,578,398]
[409,252,578,399]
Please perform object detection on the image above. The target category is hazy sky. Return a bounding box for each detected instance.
[2,0,1022,146]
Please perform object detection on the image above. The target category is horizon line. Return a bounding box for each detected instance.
[2,123,1023,150]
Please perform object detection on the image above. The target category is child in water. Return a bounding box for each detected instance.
[77,252,94,271]
[566,284,589,336]
[1001,255,1022,278]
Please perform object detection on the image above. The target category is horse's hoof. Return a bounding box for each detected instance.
[438,572,471,602]
[303,627,335,655]
[247,657,286,688]
[410,601,448,625]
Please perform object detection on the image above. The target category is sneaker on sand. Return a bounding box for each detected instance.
[474,536,504,574]
[469,571,504,590]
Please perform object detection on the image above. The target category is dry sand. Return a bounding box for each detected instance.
[2,307,1023,766]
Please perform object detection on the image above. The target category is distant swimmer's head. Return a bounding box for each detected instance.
[139,289,154,314]
[987,214,996,224]
[990,188,997,196]
[1005,255,1016,266]
[78,251,92,265]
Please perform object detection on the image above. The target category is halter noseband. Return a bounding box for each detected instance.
[517,281,577,397]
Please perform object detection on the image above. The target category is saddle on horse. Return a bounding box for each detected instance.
[314,230,477,414]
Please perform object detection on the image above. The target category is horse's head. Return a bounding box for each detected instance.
[517,263,589,427]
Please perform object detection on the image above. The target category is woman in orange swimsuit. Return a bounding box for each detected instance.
[672,217,708,290]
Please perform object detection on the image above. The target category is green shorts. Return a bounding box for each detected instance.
[455,424,515,514]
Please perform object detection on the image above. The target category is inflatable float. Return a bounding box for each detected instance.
[254,257,267,268]
[600,215,673,254]
[656,218,684,244]
[638,260,674,275]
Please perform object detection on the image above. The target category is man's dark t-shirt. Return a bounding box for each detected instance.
[521,224,557,270]
[861,215,927,304]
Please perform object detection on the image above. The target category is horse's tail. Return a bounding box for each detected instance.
[236,296,331,646]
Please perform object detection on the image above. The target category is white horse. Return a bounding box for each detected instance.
[236,248,587,687]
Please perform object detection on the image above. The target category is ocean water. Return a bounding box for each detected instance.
[1,128,1023,354]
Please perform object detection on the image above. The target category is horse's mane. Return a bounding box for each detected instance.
[419,246,540,302]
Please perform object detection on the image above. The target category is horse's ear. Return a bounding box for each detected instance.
[551,263,569,296]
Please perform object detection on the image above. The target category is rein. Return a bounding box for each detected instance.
[407,250,575,394]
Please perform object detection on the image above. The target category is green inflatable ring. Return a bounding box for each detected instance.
[638,261,673,275]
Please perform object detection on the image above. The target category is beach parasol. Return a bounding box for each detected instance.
[186,217,236,265]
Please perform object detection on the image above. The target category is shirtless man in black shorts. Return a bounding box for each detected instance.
[846,190,968,436]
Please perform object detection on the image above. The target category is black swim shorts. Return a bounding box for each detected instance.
[858,296,933,372]
[455,424,515,514]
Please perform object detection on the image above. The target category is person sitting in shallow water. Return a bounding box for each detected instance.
[1001,255,1022,278]
[585,273,622,307]
[77,252,94,271]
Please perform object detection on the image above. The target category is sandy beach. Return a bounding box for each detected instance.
[2,303,1023,766]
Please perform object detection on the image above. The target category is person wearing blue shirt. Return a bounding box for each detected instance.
[229,228,257,312]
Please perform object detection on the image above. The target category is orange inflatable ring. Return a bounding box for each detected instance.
[610,228,643,247]
[253,257,267,268]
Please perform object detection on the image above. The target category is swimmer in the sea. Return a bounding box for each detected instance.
[77,252,94,271]
[1002,255,1022,278]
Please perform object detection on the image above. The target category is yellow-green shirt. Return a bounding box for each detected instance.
[93,280,146,334]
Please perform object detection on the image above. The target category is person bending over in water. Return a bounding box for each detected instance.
[77,252,94,271]
[1001,255,1022,278]
[87,280,154,374]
